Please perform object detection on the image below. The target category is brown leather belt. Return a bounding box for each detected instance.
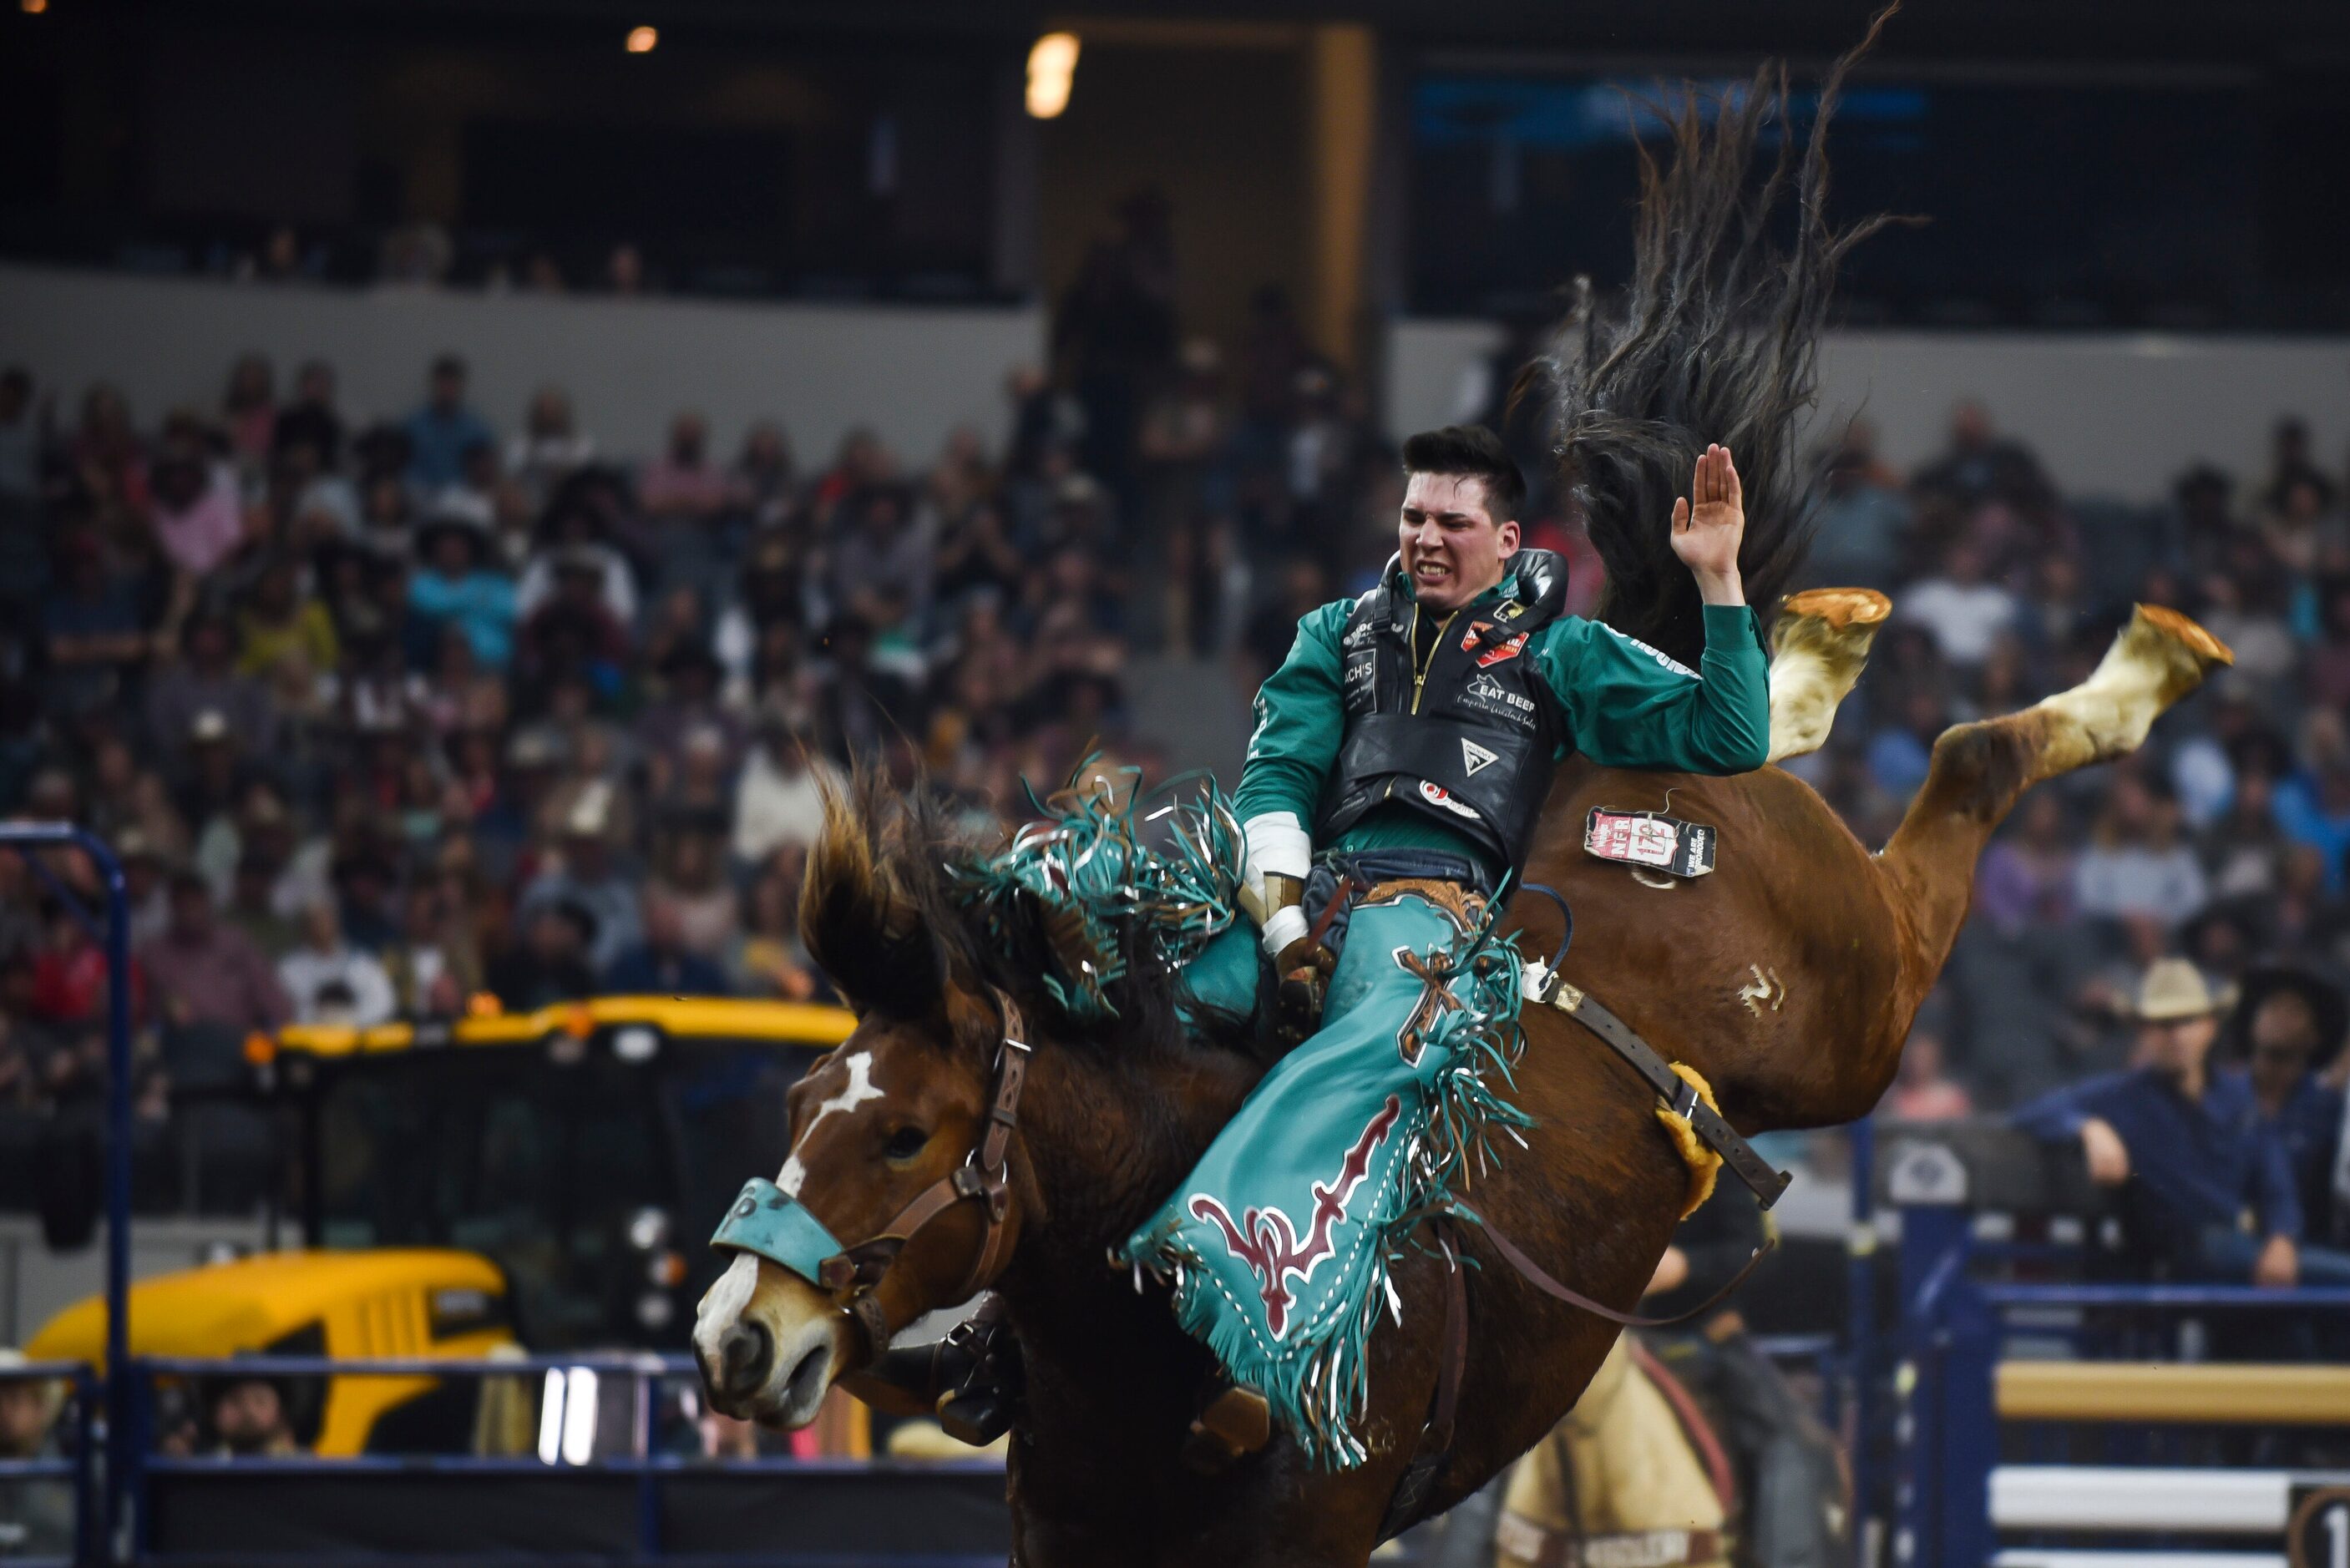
[1495,1514,1726,1568]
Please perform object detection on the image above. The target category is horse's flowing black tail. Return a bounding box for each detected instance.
[1517,4,1904,668]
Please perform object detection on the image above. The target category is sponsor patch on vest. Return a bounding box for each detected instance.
[1462,671,1537,730]
[1461,620,1530,667]
[1461,738,1498,776]
[1583,807,1717,878]
[1418,780,1482,821]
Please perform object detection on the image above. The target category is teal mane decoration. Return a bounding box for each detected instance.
[951,762,1244,1021]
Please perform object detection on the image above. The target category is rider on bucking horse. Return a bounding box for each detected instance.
[881,422,1776,1469]
[1236,423,1765,999]
[1134,424,1771,1466]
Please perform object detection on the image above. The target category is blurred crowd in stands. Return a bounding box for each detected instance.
[0,252,1405,1150]
[1775,402,2350,1270]
[1,260,2348,1262]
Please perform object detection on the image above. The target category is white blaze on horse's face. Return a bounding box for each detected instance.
[692,1045,895,1428]
[779,1050,885,1196]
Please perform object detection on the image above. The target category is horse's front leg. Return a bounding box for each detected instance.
[1006,1446,1394,1568]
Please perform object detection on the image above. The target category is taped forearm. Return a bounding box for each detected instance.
[1243,812,1312,958]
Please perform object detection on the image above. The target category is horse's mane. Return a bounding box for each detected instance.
[800,769,1268,1066]
[1516,4,1905,669]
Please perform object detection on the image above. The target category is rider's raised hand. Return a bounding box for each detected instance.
[1669,443,1747,605]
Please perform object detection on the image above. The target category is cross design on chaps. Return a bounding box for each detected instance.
[1391,947,1465,1067]
[1187,1095,1403,1339]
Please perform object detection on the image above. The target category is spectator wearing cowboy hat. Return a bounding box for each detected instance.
[2013,959,2350,1287]
[518,783,641,972]
[2223,966,2348,1245]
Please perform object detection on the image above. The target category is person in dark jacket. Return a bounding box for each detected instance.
[2013,959,2350,1284]
[601,893,730,998]
[2223,966,2347,1246]
[486,900,599,1011]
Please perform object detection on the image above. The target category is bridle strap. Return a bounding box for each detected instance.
[821,988,1032,1351]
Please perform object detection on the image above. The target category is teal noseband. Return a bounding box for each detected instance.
[711,1178,846,1286]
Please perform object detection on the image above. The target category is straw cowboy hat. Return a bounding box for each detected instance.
[2125,959,2238,1023]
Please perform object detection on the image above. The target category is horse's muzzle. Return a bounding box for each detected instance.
[711,1320,772,1404]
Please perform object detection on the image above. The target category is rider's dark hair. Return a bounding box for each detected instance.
[1401,425,1525,524]
[1516,4,1907,668]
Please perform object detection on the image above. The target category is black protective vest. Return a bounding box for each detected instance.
[1315,550,1572,876]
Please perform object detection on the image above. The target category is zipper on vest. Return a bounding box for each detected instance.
[1410,608,1457,716]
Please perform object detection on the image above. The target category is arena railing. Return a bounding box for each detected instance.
[0,824,134,1563]
[124,1352,1011,1565]
[1882,1130,2350,1568]
[0,1358,99,1568]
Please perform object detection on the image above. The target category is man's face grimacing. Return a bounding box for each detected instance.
[1399,471,1520,615]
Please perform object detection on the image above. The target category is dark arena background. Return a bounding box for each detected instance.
[5,0,2350,1563]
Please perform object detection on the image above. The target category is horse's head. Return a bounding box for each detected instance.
[693,785,1031,1427]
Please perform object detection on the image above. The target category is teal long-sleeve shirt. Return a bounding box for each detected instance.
[1235,572,1771,871]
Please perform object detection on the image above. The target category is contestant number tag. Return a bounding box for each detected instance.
[1583,808,1716,878]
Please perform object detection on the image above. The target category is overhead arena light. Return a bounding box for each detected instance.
[1026,32,1080,119]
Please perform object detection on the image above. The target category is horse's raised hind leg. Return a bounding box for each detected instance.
[1877,604,2232,999]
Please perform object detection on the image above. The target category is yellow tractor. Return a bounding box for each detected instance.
[29,996,850,1454]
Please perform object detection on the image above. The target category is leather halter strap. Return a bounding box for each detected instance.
[811,989,1031,1353]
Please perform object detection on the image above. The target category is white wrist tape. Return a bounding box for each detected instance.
[1243,812,1311,884]
[1260,905,1310,958]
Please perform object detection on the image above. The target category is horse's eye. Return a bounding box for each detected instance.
[883,1126,929,1163]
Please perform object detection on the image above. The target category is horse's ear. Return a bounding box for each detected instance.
[799,773,945,1017]
[941,984,1000,1053]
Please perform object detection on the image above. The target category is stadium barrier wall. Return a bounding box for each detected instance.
[1388,317,2350,507]
[0,262,1046,471]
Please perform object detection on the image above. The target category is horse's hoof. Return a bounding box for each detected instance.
[1181,1385,1271,1474]
[1780,586,1890,630]
[2131,603,2233,672]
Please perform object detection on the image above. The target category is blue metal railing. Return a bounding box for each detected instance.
[0,1358,99,1568]
[1,824,129,1564]
[1892,1186,2350,1568]
[123,1352,1008,1565]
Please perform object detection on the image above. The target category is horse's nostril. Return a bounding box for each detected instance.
[718,1320,774,1399]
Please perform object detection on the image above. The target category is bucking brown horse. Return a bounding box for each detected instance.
[691,23,2232,1568]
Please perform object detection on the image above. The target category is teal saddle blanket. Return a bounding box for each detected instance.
[1122,878,1529,1470]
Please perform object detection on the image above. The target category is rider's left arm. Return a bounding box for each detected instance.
[1542,608,1770,776]
[1544,442,1769,775]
